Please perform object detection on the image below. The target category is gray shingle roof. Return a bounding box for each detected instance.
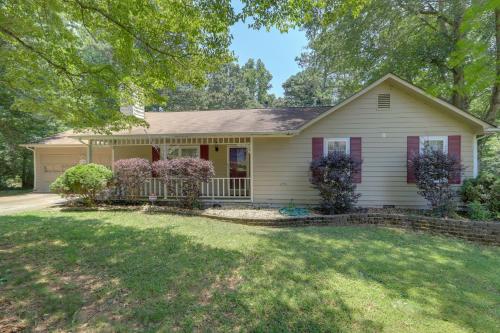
[36,107,332,144]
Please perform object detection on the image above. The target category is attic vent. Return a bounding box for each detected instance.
[377,93,391,111]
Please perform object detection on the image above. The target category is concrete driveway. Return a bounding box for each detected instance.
[0,193,66,215]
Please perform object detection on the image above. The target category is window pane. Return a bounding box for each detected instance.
[328,140,347,155]
[181,148,198,157]
[167,148,179,158]
[424,140,444,152]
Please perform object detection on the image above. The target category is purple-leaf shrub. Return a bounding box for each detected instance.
[114,158,152,198]
[411,150,462,216]
[310,152,361,214]
[153,158,215,208]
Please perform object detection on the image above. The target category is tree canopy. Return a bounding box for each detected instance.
[151,58,275,111]
[0,0,235,132]
[242,0,500,124]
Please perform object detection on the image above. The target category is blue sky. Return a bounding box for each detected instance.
[229,2,307,97]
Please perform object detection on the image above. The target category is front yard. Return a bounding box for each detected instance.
[0,211,498,332]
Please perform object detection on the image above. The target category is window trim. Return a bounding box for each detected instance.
[324,138,350,157]
[166,145,200,159]
[419,136,448,154]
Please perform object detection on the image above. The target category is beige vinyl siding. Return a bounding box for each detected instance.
[253,82,477,208]
[114,145,152,161]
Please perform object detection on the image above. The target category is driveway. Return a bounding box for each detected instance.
[0,193,65,215]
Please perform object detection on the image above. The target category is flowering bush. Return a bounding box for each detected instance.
[310,152,361,214]
[411,150,462,217]
[114,158,151,198]
[50,163,113,206]
[153,158,215,208]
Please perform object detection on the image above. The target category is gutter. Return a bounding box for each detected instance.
[69,130,299,140]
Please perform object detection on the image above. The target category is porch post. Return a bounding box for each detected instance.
[87,140,93,163]
[473,135,478,177]
[111,145,115,172]
[250,136,254,203]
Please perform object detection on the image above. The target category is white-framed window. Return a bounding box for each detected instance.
[324,138,350,156]
[419,136,448,154]
[167,146,200,159]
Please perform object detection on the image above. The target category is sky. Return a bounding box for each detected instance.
[229,2,307,97]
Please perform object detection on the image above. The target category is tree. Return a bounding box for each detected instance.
[255,59,273,105]
[243,0,500,123]
[282,69,334,106]
[0,79,61,188]
[152,59,274,111]
[0,0,235,132]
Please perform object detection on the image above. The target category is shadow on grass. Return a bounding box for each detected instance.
[0,213,248,331]
[0,213,498,332]
[247,226,499,332]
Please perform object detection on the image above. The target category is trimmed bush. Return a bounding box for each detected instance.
[114,158,152,198]
[411,150,462,217]
[50,163,113,205]
[468,201,492,221]
[153,158,215,208]
[310,152,361,214]
[460,172,500,219]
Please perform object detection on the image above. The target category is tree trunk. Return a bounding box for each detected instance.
[451,67,468,110]
[486,8,500,124]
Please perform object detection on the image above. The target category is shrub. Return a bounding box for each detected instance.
[468,201,492,221]
[114,158,152,198]
[50,163,113,205]
[153,158,215,208]
[460,172,500,219]
[310,152,361,214]
[411,150,462,217]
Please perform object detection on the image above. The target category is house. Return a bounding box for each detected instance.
[22,74,498,208]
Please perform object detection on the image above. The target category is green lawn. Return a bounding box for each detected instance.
[0,189,32,197]
[0,211,498,332]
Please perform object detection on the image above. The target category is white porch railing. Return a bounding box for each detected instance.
[136,177,251,200]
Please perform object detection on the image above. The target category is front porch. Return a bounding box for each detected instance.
[86,135,254,202]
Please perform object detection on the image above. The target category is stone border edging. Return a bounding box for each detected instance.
[201,213,500,245]
[56,205,499,245]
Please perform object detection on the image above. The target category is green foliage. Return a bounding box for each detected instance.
[0,78,61,188]
[50,163,113,205]
[243,0,499,123]
[479,135,500,175]
[152,58,275,111]
[0,0,235,131]
[468,201,492,221]
[460,172,500,218]
[282,69,334,106]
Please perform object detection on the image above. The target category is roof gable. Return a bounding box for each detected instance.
[297,73,496,133]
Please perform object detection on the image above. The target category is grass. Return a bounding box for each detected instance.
[0,211,498,332]
[0,189,32,197]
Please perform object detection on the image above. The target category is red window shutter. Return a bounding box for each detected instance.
[448,135,461,184]
[200,145,209,160]
[350,137,362,183]
[312,137,324,160]
[407,136,419,183]
[152,146,160,162]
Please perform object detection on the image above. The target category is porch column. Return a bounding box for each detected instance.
[473,135,478,177]
[250,136,254,202]
[111,145,115,172]
[87,140,93,163]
